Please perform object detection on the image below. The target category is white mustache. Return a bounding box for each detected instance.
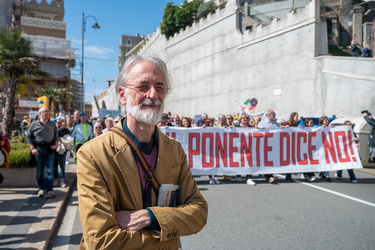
[140,99,162,106]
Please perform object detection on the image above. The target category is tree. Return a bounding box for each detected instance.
[0,27,47,138]
[197,0,217,19]
[36,87,71,116]
[160,0,203,39]
[175,0,203,30]
[160,2,180,40]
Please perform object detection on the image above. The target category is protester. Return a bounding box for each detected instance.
[172,114,181,127]
[27,107,58,198]
[88,123,103,140]
[215,114,227,128]
[102,117,114,133]
[20,115,30,136]
[181,117,192,128]
[71,112,92,163]
[226,114,235,128]
[363,110,375,163]
[257,109,278,183]
[302,118,316,182]
[161,113,172,126]
[236,114,256,185]
[72,110,80,126]
[56,120,70,188]
[334,120,358,183]
[76,55,208,249]
[319,116,334,182]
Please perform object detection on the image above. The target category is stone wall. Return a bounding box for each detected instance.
[98,0,375,120]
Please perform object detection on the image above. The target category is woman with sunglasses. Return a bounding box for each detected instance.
[88,124,103,140]
[215,115,227,128]
[226,115,236,128]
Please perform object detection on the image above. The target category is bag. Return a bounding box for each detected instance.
[27,151,37,167]
[61,135,74,151]
[56,140,66,155]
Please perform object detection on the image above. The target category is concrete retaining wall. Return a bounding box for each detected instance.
[1,168,37,187]
[98,0,375,120]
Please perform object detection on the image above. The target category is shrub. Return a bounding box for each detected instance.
[0,141,30,168]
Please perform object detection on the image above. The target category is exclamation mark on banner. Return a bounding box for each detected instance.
[347,131,357,162]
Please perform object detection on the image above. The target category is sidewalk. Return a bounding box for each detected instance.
[0,163,77,249]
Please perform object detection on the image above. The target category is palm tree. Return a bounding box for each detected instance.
[0,27,47,138]
[36,87,71,115]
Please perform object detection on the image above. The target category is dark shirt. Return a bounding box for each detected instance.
[57,127,70,137]
[27,120,58,146]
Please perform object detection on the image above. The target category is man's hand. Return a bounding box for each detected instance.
[50,145,57,150]
[116,209,150,231]
[31,148,39,156]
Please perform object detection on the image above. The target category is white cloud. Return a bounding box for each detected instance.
[85,46,115,57]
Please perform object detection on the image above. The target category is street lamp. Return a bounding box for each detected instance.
[81,13,100,112]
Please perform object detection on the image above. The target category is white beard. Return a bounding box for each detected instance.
[126,92,164,125]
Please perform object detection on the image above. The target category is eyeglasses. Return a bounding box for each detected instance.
[126,82,169,94]
[218,117,225,120]
[227,117,233,120]
[241,117,248,120]
[95,127,102,129]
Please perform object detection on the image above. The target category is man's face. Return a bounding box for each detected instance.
[74,112,80,119]
[173,115,180,125]
[39,108,50,120]
[106,120,114,128]
[267,110,276,121]
[80,115,87,124]
[119,61,166,125]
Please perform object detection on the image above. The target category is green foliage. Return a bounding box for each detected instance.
[197,0,217,19]
[0,141,30,168]
[218,1,227,9]
[175,0,203,30]
[160,2,180,40]
[161,0,226,39]
[36,87,71,114]
[0,27,48,138]
[8,148,29,168]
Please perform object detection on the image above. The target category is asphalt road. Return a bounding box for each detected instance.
[51,169,375,250]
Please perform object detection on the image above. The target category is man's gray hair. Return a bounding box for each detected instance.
[38,107,47,113]
[116,55,171,94]
[105,117,114,123]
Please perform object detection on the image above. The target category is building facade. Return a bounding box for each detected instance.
[0,0,76,123]
[117,34,145,74]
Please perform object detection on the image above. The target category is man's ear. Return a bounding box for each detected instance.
[119,87,127,105]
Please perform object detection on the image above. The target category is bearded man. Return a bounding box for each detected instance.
[77,55,208,249]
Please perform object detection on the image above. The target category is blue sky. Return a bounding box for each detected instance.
[64,0,184,102]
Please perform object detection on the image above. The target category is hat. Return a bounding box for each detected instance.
[80,112,87,116]
[162,113,169,118]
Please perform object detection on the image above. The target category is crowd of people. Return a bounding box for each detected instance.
[156,109,360,186]
[25,108,123,198]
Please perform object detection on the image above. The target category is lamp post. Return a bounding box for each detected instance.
[81,13,100,112]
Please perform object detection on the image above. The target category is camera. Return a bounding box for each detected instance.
[361,110,371,116]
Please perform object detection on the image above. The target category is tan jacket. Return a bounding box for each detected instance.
[77,123,208,249]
